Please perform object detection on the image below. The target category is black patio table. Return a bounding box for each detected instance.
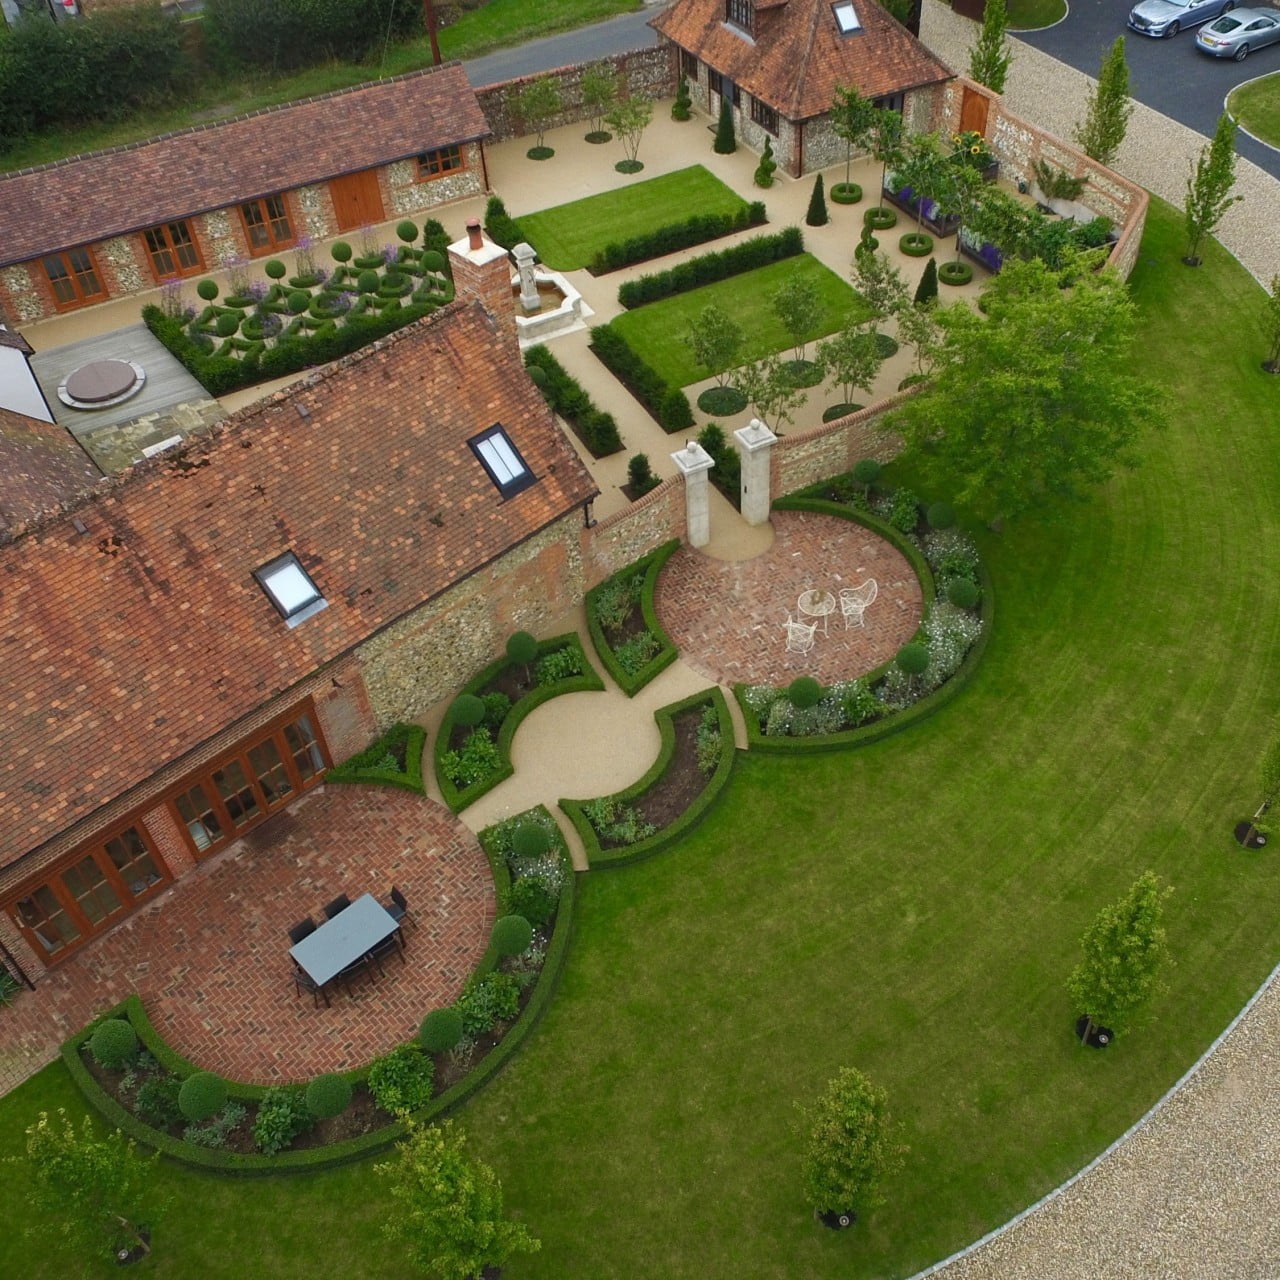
[289,892,399,987]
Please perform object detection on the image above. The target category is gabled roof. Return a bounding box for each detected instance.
[0,408,102,537]
[0,61,491,268]
[652,0,952,121]
[0,302,598,863]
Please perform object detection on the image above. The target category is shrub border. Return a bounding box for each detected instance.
[734,494,993,754]
[60,824,576,1176]
[585,540,681,697]
[325,722,426,793]
[560,685,737,869]
[434,633,604,813]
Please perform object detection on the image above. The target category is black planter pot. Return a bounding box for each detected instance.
[1075,1016,1113,1049]
[817,1209,857,1230]
[1234,820,1268,849]
[115,1228,151,1266]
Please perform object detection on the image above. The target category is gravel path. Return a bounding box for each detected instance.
[910,7,1280,1275]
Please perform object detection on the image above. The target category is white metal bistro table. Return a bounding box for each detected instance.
[289,893,400,987]
[797,588,837,636]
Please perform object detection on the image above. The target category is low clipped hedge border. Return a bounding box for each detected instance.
[325,722,426,793]
[588,201,767,275]
[734,495,993,755]
[434,633,604,813]
[523,344,624,458]
[586,540,681,696]
[560,686,737,869]
[617,226,804,310]
[589,323,695,433]
[60,829,576,1176]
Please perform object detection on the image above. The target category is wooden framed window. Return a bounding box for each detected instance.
[417,145,464,180]
[143,220,203,280]
[167,705,330,858]
[41,247,106,311]
[680,50,699,81]
[708,69,723,97]
[726,0,753,32]
[239,195,293,255]
[751,97,779,135]
[5,824,168,963]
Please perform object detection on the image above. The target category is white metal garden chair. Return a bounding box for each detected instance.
[782,615,817,655]
[839,579,878,629]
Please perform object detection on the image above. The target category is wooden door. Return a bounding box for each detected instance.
[959,86,990,137]
[329,168,386,232]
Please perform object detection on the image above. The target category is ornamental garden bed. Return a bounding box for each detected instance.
[325,722,426,792]
[585,541,680,696]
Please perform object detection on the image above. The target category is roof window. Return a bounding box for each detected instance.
[254,552,328,627]
[470,424,535,499]
[833,1,862,32]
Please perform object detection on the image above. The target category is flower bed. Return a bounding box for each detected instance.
[560,687,736,869]
[434,633,604,812]
[325,722,426,793]
[585,541,680,696]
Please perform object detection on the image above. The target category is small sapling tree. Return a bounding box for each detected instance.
[771,277,822,364]
[1183,112,1243,266]
[519,77,562,157]
[683,304,744,388]
[830,84,877,190]
[604,96,653,172]
[580,62,618,141]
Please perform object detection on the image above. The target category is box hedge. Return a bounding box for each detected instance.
[589,325,694,433]
[523,345,624,458]
[588,202,767,275]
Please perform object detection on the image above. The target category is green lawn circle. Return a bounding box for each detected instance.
[697,385,749,415]
[527,145,555,161]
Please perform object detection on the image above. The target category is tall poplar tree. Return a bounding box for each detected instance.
[1074,37,1132,166]
[968,0,1012,94]
[1183,113,1243,266]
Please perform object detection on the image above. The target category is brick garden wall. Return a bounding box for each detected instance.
[580,476,686,588]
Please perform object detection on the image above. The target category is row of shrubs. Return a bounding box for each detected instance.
[588,201,768,275]
[589,324,695,434]
[523,345,624,457]
[484,195,526,251]
[326,722,426,793]
[617,226,804,309]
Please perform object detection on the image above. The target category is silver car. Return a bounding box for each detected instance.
[1128,0,1234,36]
[1195,6,1280,55]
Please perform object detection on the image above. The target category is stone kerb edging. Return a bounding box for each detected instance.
[905,953,1280,1279]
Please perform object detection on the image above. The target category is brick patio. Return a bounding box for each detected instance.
[656,509,924,687]
[0,787,494,1088]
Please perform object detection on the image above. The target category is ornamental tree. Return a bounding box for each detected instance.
[1262,274,1280,373]
[1074,37,1132,167]
[1184,113,1243,266]
[851,248,909,325]
[830,84,878,189]
[869,105,905,212]
[895,132,952,234]
[771,277,822,363]
[886,252,1164,526]
[580,61,618,138]
[968,0,1012,94]
[817,325,885,406]
[604,96,653,168]
[1067,871,1173,1044]
[683,304,744,387]
[518,76,562,152]
[377,1118,541,1280]
[739,353,809,432]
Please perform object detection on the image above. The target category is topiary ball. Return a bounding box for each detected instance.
[418,1007,465,1054]
[787,676,823,710]
[511,822,550,860]
[506,630,537,666]
[452,693,486,727]
[179,1071,228,1122]
[491,914,534,958]
[420,249,445,273]
[526,363,548,388]
[357,269,380,294]
[89,1018,138,1070]
[947,578,980,609]
[396,220,420,244]
[196,279,219,302]
[896,642,929,676]
[264,259,286,279]
[305,1073,352,1120]
[287,290,310,314]
[215,312,241,338]
[852,458,882,487]
[927,502,956,530]
[331,241,352,263]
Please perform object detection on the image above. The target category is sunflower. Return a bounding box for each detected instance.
[970,144,982,155]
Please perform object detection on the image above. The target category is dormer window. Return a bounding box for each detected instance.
[470,424,536,499]
[254,552,328,628]
[833,1,862,33]
[726,0,753,33]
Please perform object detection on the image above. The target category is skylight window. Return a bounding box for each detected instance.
[833,1,862,33]
[254,552,328,628]
[470,424,536,499]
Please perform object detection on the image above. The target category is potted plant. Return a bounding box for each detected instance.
[951,129,998,183]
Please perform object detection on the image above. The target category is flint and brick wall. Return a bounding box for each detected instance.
[580,476,686,588]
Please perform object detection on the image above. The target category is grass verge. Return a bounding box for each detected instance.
[1228,74,1280,148]
[1007,0,1068,28]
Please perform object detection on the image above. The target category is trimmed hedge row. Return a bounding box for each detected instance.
[589,324,695,434]
[484,195,525,251]
[617,226,804,310]
[560,686,737,869]
[585,540,681,696]
[434,634,605,813]
[734,494,993,755]
[60,828,577,1176]
[325,722,426,793]
[588,201,768,275]
[523,345,624,458]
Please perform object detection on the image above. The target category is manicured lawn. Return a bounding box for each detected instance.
[1227,74,1280,148]
[6,200,1280,1280]
[516,167,750,271]
[1007,0,1067,29]
[608,254,869,387]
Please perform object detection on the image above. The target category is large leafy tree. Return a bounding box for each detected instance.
[886,253,1164,525]
[1074,36,1132,166]
[1183,113,1243,266]
[683,303,744,388]
[830,84,878,188]
[1067,872,1173,1044]
[968,0,1012,94]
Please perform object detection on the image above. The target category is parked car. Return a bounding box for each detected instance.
[1128,0,1234,37]
[1195,6,1280,55]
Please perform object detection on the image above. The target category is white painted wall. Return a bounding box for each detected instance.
[0,340,54,422]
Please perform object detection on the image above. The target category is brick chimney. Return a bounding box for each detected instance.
[448,219,515,349]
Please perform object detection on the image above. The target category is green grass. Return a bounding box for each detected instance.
[516,166,750,271]
[1007,0,1067,29]
[0,0,642,172]
[1228,74,1280,148]
[609,254,869,387]
[5,199,1280,1280]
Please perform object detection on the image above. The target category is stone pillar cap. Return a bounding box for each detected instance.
[734,418,777,452]
[670,440,715,477]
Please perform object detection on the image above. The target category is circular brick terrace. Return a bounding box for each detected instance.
[656,509,924,687]
[32,787,494,1085]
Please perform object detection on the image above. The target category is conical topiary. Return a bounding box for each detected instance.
[914,257,939,306]
[806,174,829,227]
[713,97,736,154]
[672,74,692,122]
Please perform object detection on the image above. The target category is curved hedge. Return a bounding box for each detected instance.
[434,633,604,813]
[734,495,993,755]
[560,686,737,869]
[585,540,681,696]
[325,722,426,793]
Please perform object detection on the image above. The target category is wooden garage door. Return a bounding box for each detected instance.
[329,168,386,232]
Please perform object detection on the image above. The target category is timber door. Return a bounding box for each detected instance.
[329,168,386,232]
[959,86,990,137]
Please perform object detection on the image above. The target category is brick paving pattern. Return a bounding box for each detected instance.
[0,787,493,1087]
[656,510,923,687]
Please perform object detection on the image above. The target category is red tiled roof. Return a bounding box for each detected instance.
[0,408,102,536]
[652,0,953,121]
[0,302,598,863]
[0,62,491,268]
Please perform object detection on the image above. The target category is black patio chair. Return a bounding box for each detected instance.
[336,953,376,993]
[322,894,351,921]
[368,930,406,975]
[384,885,417,931]
[292,964,331,1008]
[288,916,317,946]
